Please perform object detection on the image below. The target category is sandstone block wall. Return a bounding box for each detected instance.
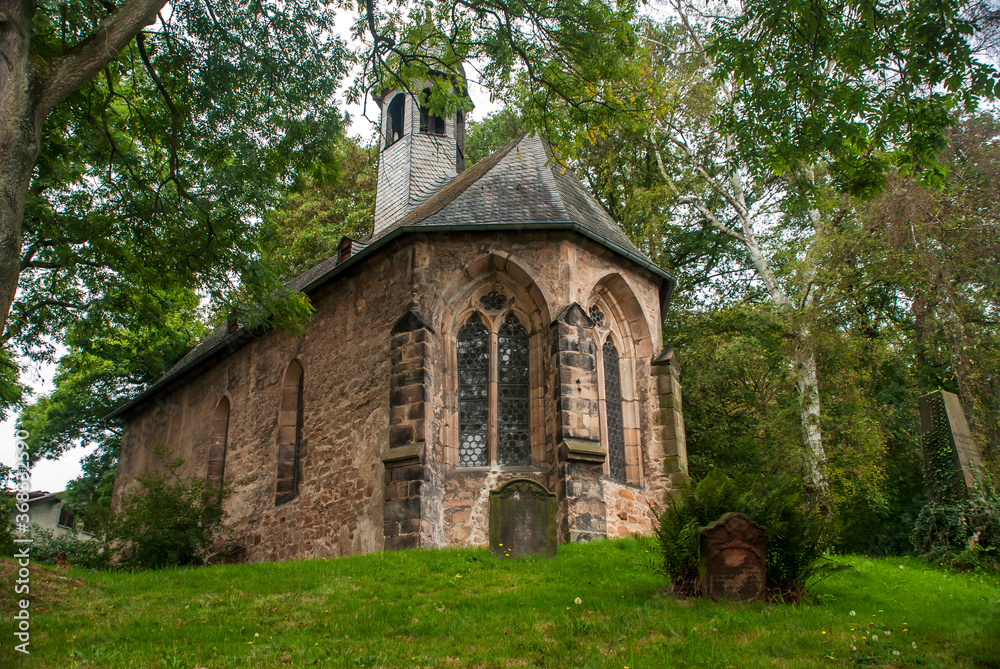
[115,245,416,562]
[114,230,684,562]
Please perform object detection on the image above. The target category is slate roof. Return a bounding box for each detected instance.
[108,134,674,420]
[381,134,648,259]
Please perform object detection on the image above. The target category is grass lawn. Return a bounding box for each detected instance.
[1,538,998,668]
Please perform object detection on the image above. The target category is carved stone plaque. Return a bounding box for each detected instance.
[698,512,767,601]
[489,478,557,558]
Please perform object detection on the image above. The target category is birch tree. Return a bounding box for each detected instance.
[597,0,996,494]
[637,10,836,491]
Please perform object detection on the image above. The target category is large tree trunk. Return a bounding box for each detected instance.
[0,0,39,331]
[0,0,165,333]
[792,330,828,495]
[0,119,36,338]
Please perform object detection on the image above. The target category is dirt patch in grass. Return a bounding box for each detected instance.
[0,559,91,616]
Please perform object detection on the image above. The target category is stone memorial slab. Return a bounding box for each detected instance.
[698,512,767,601]
[489,478,557,558]
[919,390,984,500]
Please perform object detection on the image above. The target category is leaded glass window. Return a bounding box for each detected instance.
[480,290,507,311]
[457,318,489,466]
[589,305,605,327]
[497,314,531,466]
[603,340,627,483]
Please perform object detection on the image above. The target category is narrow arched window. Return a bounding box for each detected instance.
[386,93,405,148]
[457,318,489,466]
[603,340,627,483]
[498,314,530,466]
[207,397,230,496]
[276,361,304,505]
[419,88,446,135]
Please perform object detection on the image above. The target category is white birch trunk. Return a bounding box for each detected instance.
[792,331,828,494]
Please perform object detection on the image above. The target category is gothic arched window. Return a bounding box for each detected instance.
[602,340,627,483]
[456,306,532,467]
[276,361,304,505]
[457,318,489,466]
[385,93,405,148]
[590,297,642,486]
[498,315,531,466]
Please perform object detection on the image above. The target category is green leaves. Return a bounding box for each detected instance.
[13,0,351,378]
[707,0,1000,194]
[353,0,645,155]
[108,444,227,570]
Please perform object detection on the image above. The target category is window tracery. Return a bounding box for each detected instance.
[602,340,627,483]
[588,304,605,327]
[480,290,508,312]
[590,286,644,486]
[455,288,533,468]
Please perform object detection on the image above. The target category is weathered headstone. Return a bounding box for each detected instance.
[698,512,767,601]
[919,390,984,501]
[489,478,557,558]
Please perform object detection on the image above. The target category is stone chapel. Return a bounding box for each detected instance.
[109,77,689,562]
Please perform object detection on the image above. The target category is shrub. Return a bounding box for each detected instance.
[654,470,831,599]
[910,481,1000,570]
[29,525,109,570]
[108,445,225,570]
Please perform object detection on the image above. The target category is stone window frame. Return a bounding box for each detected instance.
[275,360,305,505]
[589,289,644,486]
[445,280,547,470]
[57,505,75,530]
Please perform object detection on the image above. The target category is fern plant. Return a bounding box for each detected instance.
[654,470,830,599]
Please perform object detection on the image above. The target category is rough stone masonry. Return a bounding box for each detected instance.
[108,82,687,563]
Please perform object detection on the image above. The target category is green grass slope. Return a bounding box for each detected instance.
[1,538,998,668]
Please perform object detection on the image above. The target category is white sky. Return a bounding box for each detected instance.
[0,10,503,494]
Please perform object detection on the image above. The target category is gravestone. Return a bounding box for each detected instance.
[489,478,557,558]
[919,390,984,501]
[698,512,767,601]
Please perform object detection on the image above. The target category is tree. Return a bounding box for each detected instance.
[2,0,348,413]
[464,108,526,165]
[858,114,1000,473]
[109,444,225,569]
[553,0,999,494]
[18,285,207,462]
[267,138,378,281]
[352,0,644,139]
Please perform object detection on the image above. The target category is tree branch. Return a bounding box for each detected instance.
[36,0,166,122]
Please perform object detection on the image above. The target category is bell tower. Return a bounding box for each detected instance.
[372,75,471,236]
